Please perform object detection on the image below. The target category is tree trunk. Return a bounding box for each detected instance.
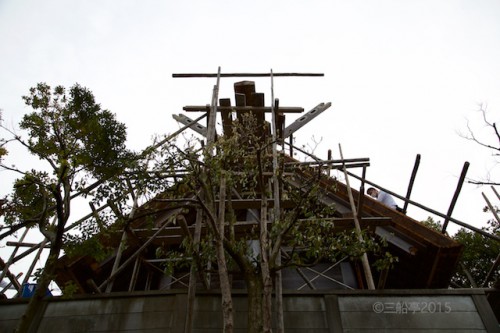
[16,182,69,333]
[246,272,264,333]
[14,246,60,333]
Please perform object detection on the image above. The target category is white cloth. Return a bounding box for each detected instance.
[377,190,398,209]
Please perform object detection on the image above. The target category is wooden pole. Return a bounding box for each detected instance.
[345,170,500,242]
[17,238,48,297]
[270,69,284,333]
[338,144,376,290]
[482,253,500,287]
[173,72,324,78]
[98,209,181,291]
[128,257,141,292]
[0,273,22,295]
[403,154,421,214]
[482,192,500,225]
[442,162,469,234]
[0,227,28,283]
[0,258,22,294]
[185,209,204,333]
[216,175,234,333]
[207,66,221,146]
[492,185,500,201]
[356,166,367,218]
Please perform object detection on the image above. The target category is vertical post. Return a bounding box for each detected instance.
[185,209,204,333]
[207,66,221,146]
[128,257,141,292]
[339,144,375,290]
[403,154,420,214]
[327,149,332,177]
[441,162,469,234]
[270,69,284,333]
[106,182,139,293]
[356,166,367,218]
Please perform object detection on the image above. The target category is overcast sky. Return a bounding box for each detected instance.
[1,0,499,241]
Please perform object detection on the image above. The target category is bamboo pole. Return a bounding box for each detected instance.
[338,144,375,290]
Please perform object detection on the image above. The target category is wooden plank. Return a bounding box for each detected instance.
[173,72,324,78]
[283,103,332,138]
[183,105,304,113]
[172,114,207,137]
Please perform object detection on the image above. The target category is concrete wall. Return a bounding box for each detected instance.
[1,290,498,332]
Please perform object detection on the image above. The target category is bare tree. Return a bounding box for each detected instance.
[458,104,500,186]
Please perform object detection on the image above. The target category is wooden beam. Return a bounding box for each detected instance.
[283,102,332,137]
[183,105,304,113]
[172,114,207,137]
[6,242,50,248]
[173,72,324,78]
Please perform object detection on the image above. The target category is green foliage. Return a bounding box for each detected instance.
[420,215,499,287]
[64,231,114,262]
[420,216,442,232]
[20,82,130,179]
[452,226,500,287]
[61,281,79,299]
[4,170,55,225]
[0,145,7,160]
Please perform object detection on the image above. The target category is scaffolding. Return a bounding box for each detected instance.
[0,68,498,304]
